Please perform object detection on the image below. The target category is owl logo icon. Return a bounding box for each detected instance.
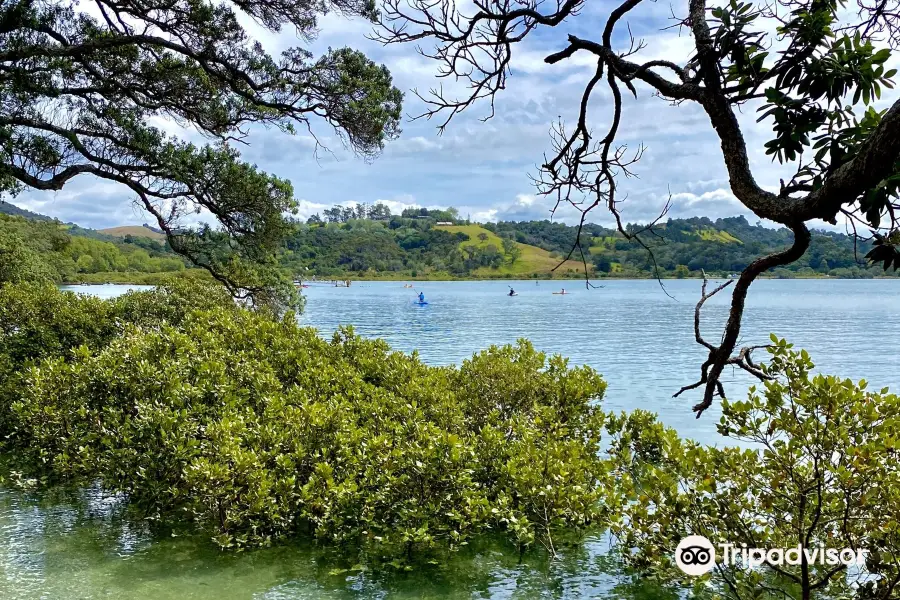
[675,535,716,575]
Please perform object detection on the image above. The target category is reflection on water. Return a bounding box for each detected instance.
[4,279,897,598]
[0,485,675,599]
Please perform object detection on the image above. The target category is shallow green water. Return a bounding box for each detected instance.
[0,485,674,599]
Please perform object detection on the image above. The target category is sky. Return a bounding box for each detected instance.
[8,0,897,231]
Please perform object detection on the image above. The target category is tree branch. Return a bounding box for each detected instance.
[690,222,811,417]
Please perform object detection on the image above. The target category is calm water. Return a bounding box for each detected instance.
[297,279,900,438]
[2,279,898,599]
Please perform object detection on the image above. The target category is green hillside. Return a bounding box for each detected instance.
[436,223,504,249]
[99,225,167,241]
[281,206,592,279]
[487,216,888,278]
[435,224,590,276]
[0,200,52,221]
[0,213,188,284]
[2,197,892,282]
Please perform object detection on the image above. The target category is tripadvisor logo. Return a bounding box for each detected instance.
[675,535,717,575]
[674,536,869,576]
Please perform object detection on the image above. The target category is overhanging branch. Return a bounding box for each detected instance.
[687,223,812,417]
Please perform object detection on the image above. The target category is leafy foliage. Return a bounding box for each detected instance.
[0,214,186,282]
[866,230,900,271]
[1,284,614,553]
[611,340,900,599]
[0,222,59,284]
[0,278,236,437]
[0,0,402,301]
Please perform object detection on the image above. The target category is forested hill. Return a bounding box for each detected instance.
[0,198,891,281]
[0,213,188,284]
[282,209,590,278]
[284,206,891,279]
[0,199,53,221]
[484,215,880,278]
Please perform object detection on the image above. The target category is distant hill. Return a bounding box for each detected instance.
[3,194,891,280]
[434,224,589,276]
[0,199,53,221]
[486,215,885,278]
[99,225,167,241]
[0,201,168,242]
[281,210,893,279]
[0,213,186,283]
[0,200,117,242]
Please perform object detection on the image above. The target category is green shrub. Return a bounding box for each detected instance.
[7,304,612,553]
[0,278,233,367]
[610,339,900,599]
[0,227,60,284]
[0,279,237,439]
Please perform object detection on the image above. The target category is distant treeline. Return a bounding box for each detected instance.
[2,198,891,282]
[0,214,186,283]
[281,209,481,276]
[283,205,890,279]
[484,216,882,278]
[305,203,461,225]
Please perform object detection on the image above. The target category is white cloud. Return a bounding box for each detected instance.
[295,195,423,221]
[374,195,421,215]
[7,0,896,235]
[469,193,584,223]
[293,199,332,221]
[471,208,498,221]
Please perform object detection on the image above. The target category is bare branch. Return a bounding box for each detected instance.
[378,0,900,416]
[689,223,811,417]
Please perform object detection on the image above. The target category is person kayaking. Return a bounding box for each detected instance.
[508,288,516,296]
[418,291,425,303]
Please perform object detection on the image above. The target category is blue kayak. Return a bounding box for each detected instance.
[414,301,429,305]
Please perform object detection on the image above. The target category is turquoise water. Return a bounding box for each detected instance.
[2,279,898,599]
[297,279,900,440]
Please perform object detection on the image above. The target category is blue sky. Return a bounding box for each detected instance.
[11,0,893,231]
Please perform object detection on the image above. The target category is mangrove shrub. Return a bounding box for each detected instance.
[3,285,614,553]
[612,339,900,599]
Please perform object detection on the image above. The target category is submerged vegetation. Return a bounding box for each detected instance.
[1,278,899,599]
[0,281,615,553]
[612,341,900,598]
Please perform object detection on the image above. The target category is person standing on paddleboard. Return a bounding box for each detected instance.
[418,291,425,303]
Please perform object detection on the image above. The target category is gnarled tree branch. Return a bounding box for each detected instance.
[687,223,811,416]
[377,0,899,413]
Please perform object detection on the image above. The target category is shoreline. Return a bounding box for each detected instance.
[62,274,899,286]
[302,274,897,283]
